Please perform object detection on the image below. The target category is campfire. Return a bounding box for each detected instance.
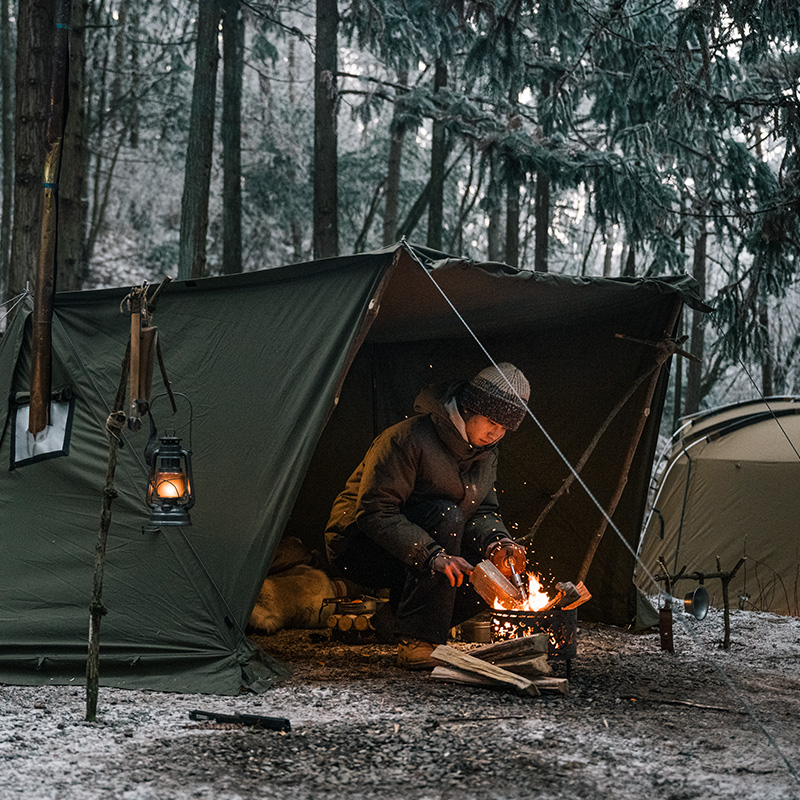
[470,560,592,673]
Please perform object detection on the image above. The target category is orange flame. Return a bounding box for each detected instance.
[492,571,551,611]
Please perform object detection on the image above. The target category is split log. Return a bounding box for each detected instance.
[431,645,539,696]
[431,666,568,697]
[530,677,569,697]
[485,653,551,677]
[562,581,592,610]
[469,632,548,662]
[470,560,524,610]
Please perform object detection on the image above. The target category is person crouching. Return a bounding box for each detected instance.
[324,362,529,669]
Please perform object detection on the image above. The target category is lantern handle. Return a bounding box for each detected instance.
[148,391,194,451]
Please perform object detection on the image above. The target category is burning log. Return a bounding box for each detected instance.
[430,645,540,696]
[540,581,591,611]
[470,560,524,610]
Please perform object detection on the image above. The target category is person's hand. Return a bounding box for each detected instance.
[487,539,526,578]
[431,553,474,587]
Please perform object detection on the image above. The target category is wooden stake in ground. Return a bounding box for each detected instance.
[85,410,126,722]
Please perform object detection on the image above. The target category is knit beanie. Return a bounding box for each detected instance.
[459,362,530,431]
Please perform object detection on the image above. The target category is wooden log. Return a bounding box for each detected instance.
[353,614,371,631]
[469,632,549,662]
[327,614,340,629]
[531,677,569,697]
[337,614,356,631]
[562,581,592,610]
[431,645,539,696]
[431,666,568,697]
[488,654,551,677]
[470,560,524,610]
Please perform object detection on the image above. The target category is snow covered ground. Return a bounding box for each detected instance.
[2,606,799,800]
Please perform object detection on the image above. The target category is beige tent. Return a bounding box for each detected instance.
[638,398,800,616]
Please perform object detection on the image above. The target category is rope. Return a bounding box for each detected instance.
[0,291,30,327]
[402,240,800,786]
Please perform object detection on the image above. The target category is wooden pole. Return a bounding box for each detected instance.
[85,279,171,722]
[85,410,125,721]
[576,305,690,584]
[29,0,72,436]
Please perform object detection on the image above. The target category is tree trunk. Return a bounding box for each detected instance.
[602,230,614,277]
[178,0,221,280]
[57,0,88,292]
[426,58,447,251]
[672,314,684,432]
[504,166,520,266]
[221,0,243,275]
[533,171,549,272]
[486,151,503,262]
[382,68,407,247]
[758,302,774,397]
[684,226,707,415]
[9,0,54,299]
[622,243,636,277]
[313,0,338,259]
[0,0,14,299]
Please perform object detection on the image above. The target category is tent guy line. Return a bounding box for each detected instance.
[402,239,666,600]
[0,289,29,327]
[711,313,800,462]
[402,240,800,788]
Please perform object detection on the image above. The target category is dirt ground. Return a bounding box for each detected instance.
[2,605,799,800]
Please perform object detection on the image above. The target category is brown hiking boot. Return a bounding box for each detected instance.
[397,638,438,670]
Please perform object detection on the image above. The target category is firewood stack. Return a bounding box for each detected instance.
[429,633,569,697]
[325,598,378,643]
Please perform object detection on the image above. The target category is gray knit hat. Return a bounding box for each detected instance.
[459,362,530,431]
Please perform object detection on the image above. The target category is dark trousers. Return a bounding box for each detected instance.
[331,500,486,644]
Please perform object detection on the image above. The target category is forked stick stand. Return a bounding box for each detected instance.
[655,556,746,651]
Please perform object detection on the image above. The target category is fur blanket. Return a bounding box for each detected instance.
[249,564,346,634]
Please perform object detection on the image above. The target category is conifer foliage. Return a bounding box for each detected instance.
[1,0,799,409]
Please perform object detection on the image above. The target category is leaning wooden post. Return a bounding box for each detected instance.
[576,305,693,584]
[29,0,73,436]
[85,409,126,721]
[85,280,170,722]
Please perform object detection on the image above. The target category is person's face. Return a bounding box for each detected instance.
[464,413,507,447]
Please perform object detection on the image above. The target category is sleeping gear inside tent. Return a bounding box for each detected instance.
[638,397,800,617]
[0,242,705,694]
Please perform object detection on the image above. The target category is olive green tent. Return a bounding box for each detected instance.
[638,398,800,616]
[0,242,703,694]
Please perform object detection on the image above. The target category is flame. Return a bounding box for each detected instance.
[492,571,551,611]
[522,572,551,611]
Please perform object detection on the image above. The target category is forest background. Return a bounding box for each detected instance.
[1,0,799,435]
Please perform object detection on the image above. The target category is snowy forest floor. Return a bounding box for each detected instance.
[2,606,799,800]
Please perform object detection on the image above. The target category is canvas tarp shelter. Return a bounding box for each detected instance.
[0,242,704,694]
[638,398,800,616]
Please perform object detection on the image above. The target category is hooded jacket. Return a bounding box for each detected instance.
[325,383,512,572]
